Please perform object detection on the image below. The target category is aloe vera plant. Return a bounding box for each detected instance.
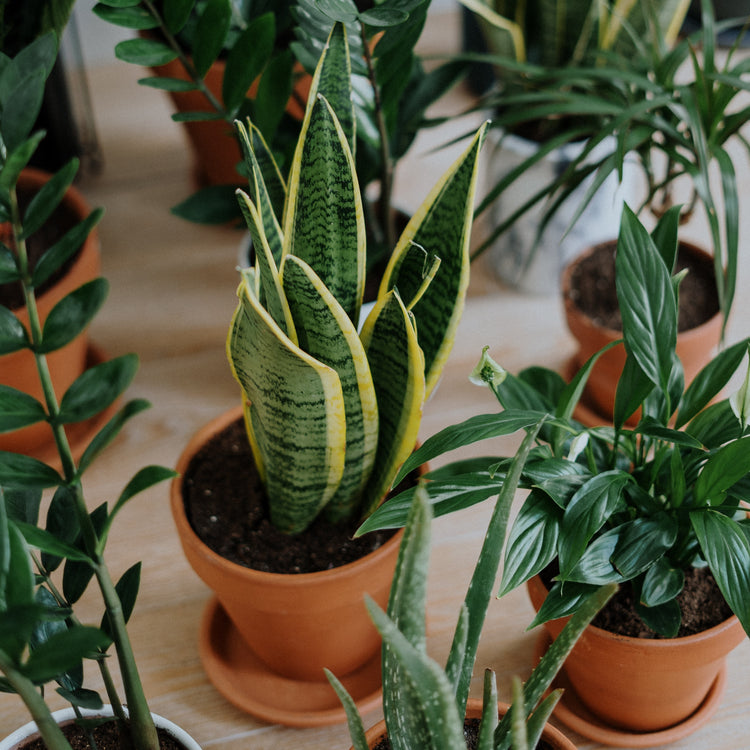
[329,469,615,749]
[226,23,486,535]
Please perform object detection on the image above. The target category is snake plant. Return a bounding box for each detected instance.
[329,474,615,749]
[226,23,486,535]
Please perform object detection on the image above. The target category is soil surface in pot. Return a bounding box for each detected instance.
[182,416,398,574]
[372,718,555,749]
[22,720,183,750]
[541,564,732,638]
[566,241,719,331]
[0,184,85,310]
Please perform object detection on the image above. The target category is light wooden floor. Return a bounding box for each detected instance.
[2,12,749,749]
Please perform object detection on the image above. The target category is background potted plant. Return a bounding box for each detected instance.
[329,473,615,749]
[0,32,183,750]
[169,22,487,727]
[457,0,691,293]
[360,208,750,743]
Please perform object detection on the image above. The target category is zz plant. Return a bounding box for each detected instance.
[329,460,615,749]
[226,23,486,535]
[0,33,175,750]
[361,206,750,641]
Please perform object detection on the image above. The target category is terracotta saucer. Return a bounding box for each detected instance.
[534,632,727,748]
[199,597,383,728]
[29,344,119,465]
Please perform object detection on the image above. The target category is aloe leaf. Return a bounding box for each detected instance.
[283,94,365,324]
[325,669,369,750]
[358,290,425,518]
[380,123,487,396]
[477,670,499,750]
[235,197,293,338]
[282,255,378,522]
[226,281,346,534]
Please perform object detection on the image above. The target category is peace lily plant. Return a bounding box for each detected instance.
[361,206,750,640]
[330,462,615,750]
[0,33,175,750]
[226,23,486,535]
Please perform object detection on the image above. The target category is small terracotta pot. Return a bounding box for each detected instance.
[359,697,578,750]
[0,706,201,750]
[171,406,403,684]
[562,240,722,424]
[527,574,745,733]
[147,56,310,186]
[0,168,100,454]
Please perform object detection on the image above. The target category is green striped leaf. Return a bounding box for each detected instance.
[359,290,425,517]
[235,195,294,339]
[240,119,286,224]
[282,255,378,522]
[283,94,365,325]
[226,282,346,534]
[380,122,487,396]
[236,122,284,265]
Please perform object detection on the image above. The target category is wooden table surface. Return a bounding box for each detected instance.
[2,14,749,749]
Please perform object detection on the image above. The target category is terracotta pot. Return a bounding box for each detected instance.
[359,697,577,750]
[0,706,201,750]
[527,574,745,734]
[147,56,310,186]
[171,407,403,699]
[562,239,722,424]
[0,168,100,455]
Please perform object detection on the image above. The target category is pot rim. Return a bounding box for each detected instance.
[0,705,201,750]
[561,238,723,341]
[171,405,404,585]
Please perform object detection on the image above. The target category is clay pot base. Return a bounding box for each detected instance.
[199,598,383,728]
[25,344,118,465]
[534,632,727,748]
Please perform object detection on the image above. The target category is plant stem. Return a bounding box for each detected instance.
[0,651,72,750]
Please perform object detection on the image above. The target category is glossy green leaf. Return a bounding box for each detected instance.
[100,563,141,642]
[616,206,677,399]
[686,400,740,449]
[227,282,345,534]
[610,514,678,579]
[91,4,160,29]
[0,452,61,489]
[171,185,240,224]
[21,160,78,240]
[676,337,750,428]
[0,386,46,433]
[163,0,195,34]
[563,527,625,585]
[613,353,653,429]
[137,76,197,92]
[114,38,178,67]
[529,580,600,627]
[635,597,681,638]
[359,8,409,26]
[691,509,750,635]
[284,95,364,324]
[381,123,487,396]
[0,132,46,197]
[39,279,109,353]
[192,0,231,78]
[558,471,631,579]
[58,354,139,424]
[2,486,42,526]
[23,626,109,684]
[32,208,103,288]
[78,399,151,475]
[0,68,47,152]
[222,14,275,115]
[282,256,378,522]
[252,49,294,142]
[0,290,26,349]
[358,290,425,518]
[0,246,19,285]
[640,557,684,607]
[14,521,91,563]
[694,437,750,506]
[392,410,545,488]
[499,490,562,596]
[41,486,79,573]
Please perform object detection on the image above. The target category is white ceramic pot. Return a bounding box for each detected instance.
[0,706,201,750]
[485,129,636,294]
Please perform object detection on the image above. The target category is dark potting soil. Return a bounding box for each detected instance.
[182,416,397,574]
[21,720,183,750]
[541,564,732,639]
[371,719,555,749]
[0,183,84,310]
[566,241,720,332]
